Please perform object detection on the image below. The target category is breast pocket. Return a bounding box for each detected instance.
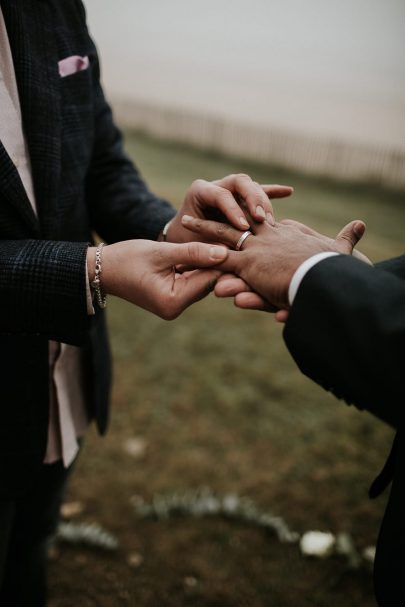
[60,65,94,186]
[60,66,93,107]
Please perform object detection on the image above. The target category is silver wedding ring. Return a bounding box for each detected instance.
[235,230,252,251]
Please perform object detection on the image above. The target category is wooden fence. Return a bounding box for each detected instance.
[112,98,405,191]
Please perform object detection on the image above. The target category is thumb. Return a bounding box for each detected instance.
[165,242,229,268]
[335,220,366,254]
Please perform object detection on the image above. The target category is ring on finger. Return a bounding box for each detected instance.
[235,230,252,251]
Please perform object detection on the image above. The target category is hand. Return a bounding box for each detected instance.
[181,215,366,310]
[165,174,294,244]
[87,240,228,320]
[214,219,371,317]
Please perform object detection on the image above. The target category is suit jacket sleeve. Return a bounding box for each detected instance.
[283,254,405,428]
[375,255,405,281]
[0,239,89,345]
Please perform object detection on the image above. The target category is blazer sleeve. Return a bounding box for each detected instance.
[0,239,89,345]
[375,254,405,281]
[74,1,176,244]
[283,254,405,428]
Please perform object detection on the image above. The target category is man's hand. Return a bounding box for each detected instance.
[180,215,366,311]
[214,219,370,316]
[87,240,228,320]
[165,174,293,243]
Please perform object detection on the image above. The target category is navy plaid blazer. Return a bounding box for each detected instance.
[0,0,176,498]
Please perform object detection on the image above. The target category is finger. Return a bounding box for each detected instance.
[215,275,253,297]
[192,179,251,230]
[213,174,275,225]
[236,204,264,235]
[181,215,244,248]
[169,269,222,318]
[214,249,243,275]
[234,292,276,312]
[275,310,289,323]
[216,272,239,284]
[352,249,373,265]
[164,241,229,268]
[261,184,294,199]
[335,220,366,254]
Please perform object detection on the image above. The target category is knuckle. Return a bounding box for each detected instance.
[187,241,201,261]
[152,247,164,263]
[193,218,204,231]
[218,190,236,207]
[235,173,253,190]
[216,223,231,237]
[340,233,355,245]
[236,173,251,182]
[191,178,206,192]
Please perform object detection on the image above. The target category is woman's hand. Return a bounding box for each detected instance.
[87,240,229,320]
[165,174,293,244]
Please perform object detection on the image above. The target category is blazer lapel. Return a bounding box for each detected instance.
[2,0,61,239]
[0,142,40,237]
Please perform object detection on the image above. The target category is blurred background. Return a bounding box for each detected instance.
[49,2,405,606]
[85,0,405,187]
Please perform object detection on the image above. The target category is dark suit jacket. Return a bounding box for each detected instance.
[0,0,176,498]
[284,254,405,607]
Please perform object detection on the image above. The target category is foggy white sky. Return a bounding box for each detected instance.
[84,0,405,150]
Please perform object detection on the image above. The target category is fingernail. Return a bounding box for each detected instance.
[256,205,266,219]
[181,214,193,223]
[354,221,366,238]
[266,212,275,226]
[239,216,249,228]
[209,246,228,260]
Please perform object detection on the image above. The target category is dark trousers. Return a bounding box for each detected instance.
[0,460,73,607]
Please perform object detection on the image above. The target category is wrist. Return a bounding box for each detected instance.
[288,252,340,305]
[97,241,133,298]
[87,243,108,308]
[86,247,96,283]
[96,243,114,296]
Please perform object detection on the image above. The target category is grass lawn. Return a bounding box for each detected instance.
[49,132,404,607]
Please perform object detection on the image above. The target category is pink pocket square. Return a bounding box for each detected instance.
[58,55,89,78]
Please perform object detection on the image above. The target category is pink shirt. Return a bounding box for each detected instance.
[0,8,90,467]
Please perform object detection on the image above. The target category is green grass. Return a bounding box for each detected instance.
[53,132,405,607]
[125,131,405,259]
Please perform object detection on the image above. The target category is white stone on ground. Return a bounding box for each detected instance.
[299,531,336,558]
